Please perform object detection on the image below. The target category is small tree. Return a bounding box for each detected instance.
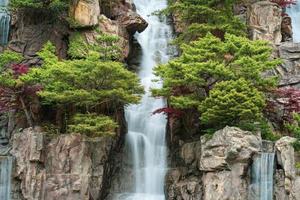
[0,51,41,127]
[21,42,143,132]
[153,33,280,132]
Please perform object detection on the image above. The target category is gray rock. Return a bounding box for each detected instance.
[199,126,261,171]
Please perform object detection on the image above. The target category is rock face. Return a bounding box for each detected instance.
[247,1,282,44]
[11,128,116,200]
[274,136,300,200]
[277,42,300,87]
[70,0,101,27]
[166,126,261,200]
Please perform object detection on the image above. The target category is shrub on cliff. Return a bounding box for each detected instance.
[166,0,246,43]
[21,42,143,133]
[0,52,40,127]
[68,31,122,61]
[199,79,265,129]
[153,33,280,132]
[68,113,118,137]
[10,0,69,10]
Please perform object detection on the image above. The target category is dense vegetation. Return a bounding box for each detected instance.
[166,0,246,44]
[153,33,280,134]
[0,41,143,136]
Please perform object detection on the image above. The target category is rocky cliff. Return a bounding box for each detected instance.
[1,0,300,200]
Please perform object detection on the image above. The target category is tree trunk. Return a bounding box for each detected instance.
[19,96,34,128]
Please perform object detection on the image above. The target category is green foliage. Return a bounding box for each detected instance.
[0,51,22,71]
[10,0,69,9]
[167,0,246,43]
[22,42,143,107]
[153,33,280,131]
[296,162,300,169]
[68,113,118,137]
[199,79,265,128]
[286,113,300,151]
[68,32,122,61]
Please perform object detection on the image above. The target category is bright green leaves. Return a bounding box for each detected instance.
[68,32,122,61]
[168,0,246,43]
[22,43,143,107]
[68,113,118,137]
[199,79,265,128]
[153,33,280,131]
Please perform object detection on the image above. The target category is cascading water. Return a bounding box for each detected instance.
[0,156,12,200]
[286,2,300,42]
[0,0,10,45]
[249,153,275,200]
[117,0,174,199]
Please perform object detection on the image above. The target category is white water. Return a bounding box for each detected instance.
[287,2,300,42]
[117,0,174,199]
[0,0,10,45]
[0,157,12,200]
[249,153,275,200]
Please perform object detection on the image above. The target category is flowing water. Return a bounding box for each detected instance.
[0,0,10,45]
[0,156,12,200]
[117,0,174,199]
[287,2,300,42]
[249,153,275,200]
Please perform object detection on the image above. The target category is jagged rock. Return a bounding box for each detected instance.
[275,136,298,198]
[117,11,148,34]
[11,128,116,200]
[166,168,202,200]
[199,126,261,171]
[199,127,261,200]
[247,1,282,44]
[282,16,293,42]
[69,0,100,27]
[180,141,201,168]
[202,164,248,200]
[8,9,69,58]
[276,42,300,87]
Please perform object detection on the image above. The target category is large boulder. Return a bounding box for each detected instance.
[247,1,282,44]
[11,128,116,200]
[199,126,261,171]
[117,11,148,34]
[199,127,261,200]
[275,136,299,199]
[69,0,100,27]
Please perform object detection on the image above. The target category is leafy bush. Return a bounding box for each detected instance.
[166,0,246,43]
[68,113,118,137]
[286,113,300,151]
[10,0,69,10]
[199,79,265,128]
[68,32,122,61]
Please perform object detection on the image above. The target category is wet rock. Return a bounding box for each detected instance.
[247,1,282,44]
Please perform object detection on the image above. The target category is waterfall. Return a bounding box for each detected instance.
[0,156,12,200]
[117,0,174,199]
[286,2,300,42]
[249,153,275,200]
[0,0,10,45]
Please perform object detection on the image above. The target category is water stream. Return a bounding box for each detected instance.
[249,153,275,200]
[118,0,174,199]
[287,2,300,42]
[0,156,12,200]
[0,0,10,45]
